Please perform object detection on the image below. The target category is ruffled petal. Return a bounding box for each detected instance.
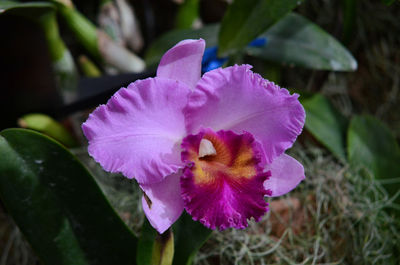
[264,154,305,197]
[181,129,270,230]
[141,172,184,234]
[185,65,305,163]
[157,39,205,89]
[82,77,190,184]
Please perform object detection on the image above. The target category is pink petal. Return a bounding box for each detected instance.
[157,39,205,89]
[264,154,305,197]
[141,172,184,234]
[82,77,190,184]
[185,65,305,163]
[181,129,270,230]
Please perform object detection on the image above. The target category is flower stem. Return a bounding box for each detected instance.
[36,9,78,103]
[57,3,101,60]
[37,11,66,61]
[78,55,102,77]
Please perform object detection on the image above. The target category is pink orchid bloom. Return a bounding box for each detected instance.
[82,39,305,234]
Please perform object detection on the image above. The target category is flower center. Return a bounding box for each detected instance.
[198,139,217,158]
[182,129,263,185]
[180,128,270,230]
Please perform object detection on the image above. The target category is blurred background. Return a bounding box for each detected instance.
[1,0,399,264]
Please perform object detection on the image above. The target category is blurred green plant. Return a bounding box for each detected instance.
[302,94,348,161]
[18,113,78,148]
[137,220,174,265]
[78,55,102,77]
[145,13,357,72]
[302,94,400,214]
[98,0,144,52]
[218,0,303,56]
[0,1,78,103]
[247,13,357,71]
[348,115,400,206]
[48,0,145,73]
[175,0,200,29]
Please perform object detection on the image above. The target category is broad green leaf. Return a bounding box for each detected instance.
[137,219,158,265]
[246,13,358,71]
[175,0,200,29]
[218,0,302,56]
[0,1,53,12]
[18,113,78,147]
[347,116,400,199]
[137,220,174,265]
[145,24,219,68]
[302,94,348,161]
[172,213,212,265]
[0,129,137,265]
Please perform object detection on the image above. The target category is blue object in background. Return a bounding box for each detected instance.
[201,47,228,73]
[248,37,267,47]
[201,37,267,73]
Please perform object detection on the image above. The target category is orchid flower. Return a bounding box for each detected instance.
[82,39,305,234]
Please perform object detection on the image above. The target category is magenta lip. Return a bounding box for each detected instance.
[180,129,271,230]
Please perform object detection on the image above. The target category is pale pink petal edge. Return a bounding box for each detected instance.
[264,154,305,197]
[141,172,184,234]
[157,39,205,89]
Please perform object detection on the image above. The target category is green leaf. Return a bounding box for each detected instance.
[175,0,200,29]
[0,1,53,13]
[172,213,212,265]
[0,129,137,265]
[18,113,78,147]
[137,219,158,265]
[246,13,358,71]
[218,0,302,56]
[137,220,174,265]
[302,94,348,161]
[145,24,219,68]
[347,116,400,199]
